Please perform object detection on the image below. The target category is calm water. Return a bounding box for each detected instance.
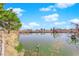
[19,33,79,56]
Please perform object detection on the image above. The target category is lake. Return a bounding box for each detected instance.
[19,33,79,56]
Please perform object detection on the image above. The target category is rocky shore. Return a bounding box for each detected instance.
[0,30,25,56]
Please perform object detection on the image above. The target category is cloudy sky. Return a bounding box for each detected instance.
[4,3,79,30]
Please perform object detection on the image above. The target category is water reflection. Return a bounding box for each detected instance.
[19,33,79,56]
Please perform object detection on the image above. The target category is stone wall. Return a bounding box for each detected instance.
[0,31,25,56]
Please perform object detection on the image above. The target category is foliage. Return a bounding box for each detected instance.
[15,43,24,53]
[0,3,4,11]
[0,4,22,33]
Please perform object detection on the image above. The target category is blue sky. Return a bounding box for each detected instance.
[4,3,79,30]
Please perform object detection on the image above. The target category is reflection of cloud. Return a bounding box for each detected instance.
[55,3,75,9]
[21,22,40,29]
[7,7,24,17]
[70,18,79,24]
[42,13,59,22]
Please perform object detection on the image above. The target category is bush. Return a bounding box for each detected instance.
[15,43,24,53]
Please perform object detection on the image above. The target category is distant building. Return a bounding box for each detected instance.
[26,29,32,33]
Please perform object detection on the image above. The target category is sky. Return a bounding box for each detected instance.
[3,3,79,30]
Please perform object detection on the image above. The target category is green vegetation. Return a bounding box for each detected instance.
[0,3,4,11]
[0,4,22,33]
[0,3,24,53]
[15,43,24,53]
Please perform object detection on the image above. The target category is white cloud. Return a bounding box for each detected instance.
[39,5,56,12]
[28,22,40,27]
[21,22,40,29]
[40,8,51,11]
[70,19,79,24]
[55,3,75,9]
[22,23,30,29]
[7,7,24,17]
[42,13,59,22]
[39,3,75,12]
[65,26,72,29]
[54,21,66,25]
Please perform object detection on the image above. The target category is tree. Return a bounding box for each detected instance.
[0,3,4,11]
[0,4,22,33]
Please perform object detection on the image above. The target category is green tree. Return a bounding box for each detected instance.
[0,4,22,33]
[0,3,4,11]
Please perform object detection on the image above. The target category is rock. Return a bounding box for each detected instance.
[0,30,25,56]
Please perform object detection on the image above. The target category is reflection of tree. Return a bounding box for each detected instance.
[70,35,77,44]
[53,27,57,38]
